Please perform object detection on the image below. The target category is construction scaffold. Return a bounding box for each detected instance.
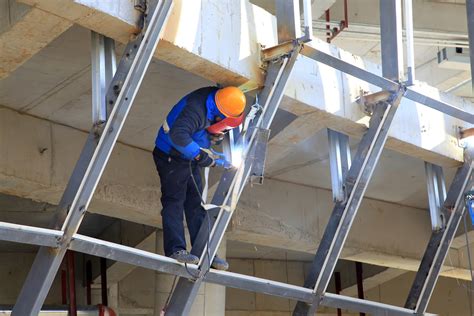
[2,0,474,315]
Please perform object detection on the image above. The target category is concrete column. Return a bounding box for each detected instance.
[153,230,226,315]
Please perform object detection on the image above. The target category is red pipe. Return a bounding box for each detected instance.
[355,262,365,316]
[66,251,77,316]
[100,257,108,306]
[325,9,331,43]
[334,272,342,316]
[344,0,349,28]
[61,269,67,305]
[326,0,349,43]
[86,260,92,305]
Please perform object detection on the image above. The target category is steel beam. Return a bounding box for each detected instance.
[405,149,474,313]
[404,88,474,124]
[300,45,399,92]
[380,0,403,80]
[466,0,474,91]
[327,129,352,202]
[165,46,301,315]
[0,222,433,315]
[11,1,173,315]
[0,222,62,247]
[300,45,474,124]
[404,0,415,85]
[69,233,429,316]
[275,0,301,43]
[425,162,447,231]
[293,90,404,315]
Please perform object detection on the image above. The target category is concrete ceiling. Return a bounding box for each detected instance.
[318,0,473,98]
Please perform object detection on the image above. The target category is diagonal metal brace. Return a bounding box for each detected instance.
[164,43,302,316]
[293,88,404,315]
[405,148,474,314]
[11,1,174,315]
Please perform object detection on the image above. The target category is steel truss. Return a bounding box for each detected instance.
[0,0,473,315]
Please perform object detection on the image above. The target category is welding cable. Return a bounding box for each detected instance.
[188,159,213,279]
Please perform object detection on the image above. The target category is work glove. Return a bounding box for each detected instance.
[195,149,215,168]
[196,149,233,169]
[214,158,233,169]
[209,149,233,169]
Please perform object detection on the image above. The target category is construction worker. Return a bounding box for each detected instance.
[153,86,246,270]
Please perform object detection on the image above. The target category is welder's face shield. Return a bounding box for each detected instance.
[207,114,244,135]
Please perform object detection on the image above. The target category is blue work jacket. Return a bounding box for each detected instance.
[155,87,224,160]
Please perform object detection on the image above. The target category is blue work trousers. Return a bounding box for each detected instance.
[153,148,207,257]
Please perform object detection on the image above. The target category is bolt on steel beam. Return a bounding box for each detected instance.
[293,90,404,315]
[405,149,474,313]
[11,1,174,315]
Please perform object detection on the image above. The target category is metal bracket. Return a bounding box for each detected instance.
[357,90,393,115]
[425,162,447,231]
[327,129,351,203]
[249,128,271,185]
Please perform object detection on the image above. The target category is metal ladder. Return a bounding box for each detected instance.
[11,1,174,314]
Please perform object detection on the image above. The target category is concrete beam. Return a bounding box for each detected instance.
[0,106,162,226]
[341,268,407,297]
[0,1,72,79]
[12,0,471,167]
[1,105,469,279]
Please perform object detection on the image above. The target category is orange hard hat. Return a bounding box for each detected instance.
[214,86,246,118]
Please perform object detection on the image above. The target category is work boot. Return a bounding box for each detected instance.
[170,250,199,265]
[211,256,229,271]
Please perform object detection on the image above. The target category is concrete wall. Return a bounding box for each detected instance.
[226,258,474,316]
[226,258,310,315]
[365,272,474,316]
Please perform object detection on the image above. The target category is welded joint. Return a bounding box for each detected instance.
[357,87,404,116]
[358,83,405,114]
[260,40,303,70]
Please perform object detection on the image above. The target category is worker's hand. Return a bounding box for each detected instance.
[209,149,225,160]
[195,149,215,167]
[214,158,233,169]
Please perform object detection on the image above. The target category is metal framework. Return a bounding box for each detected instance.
[1,0,474,315]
